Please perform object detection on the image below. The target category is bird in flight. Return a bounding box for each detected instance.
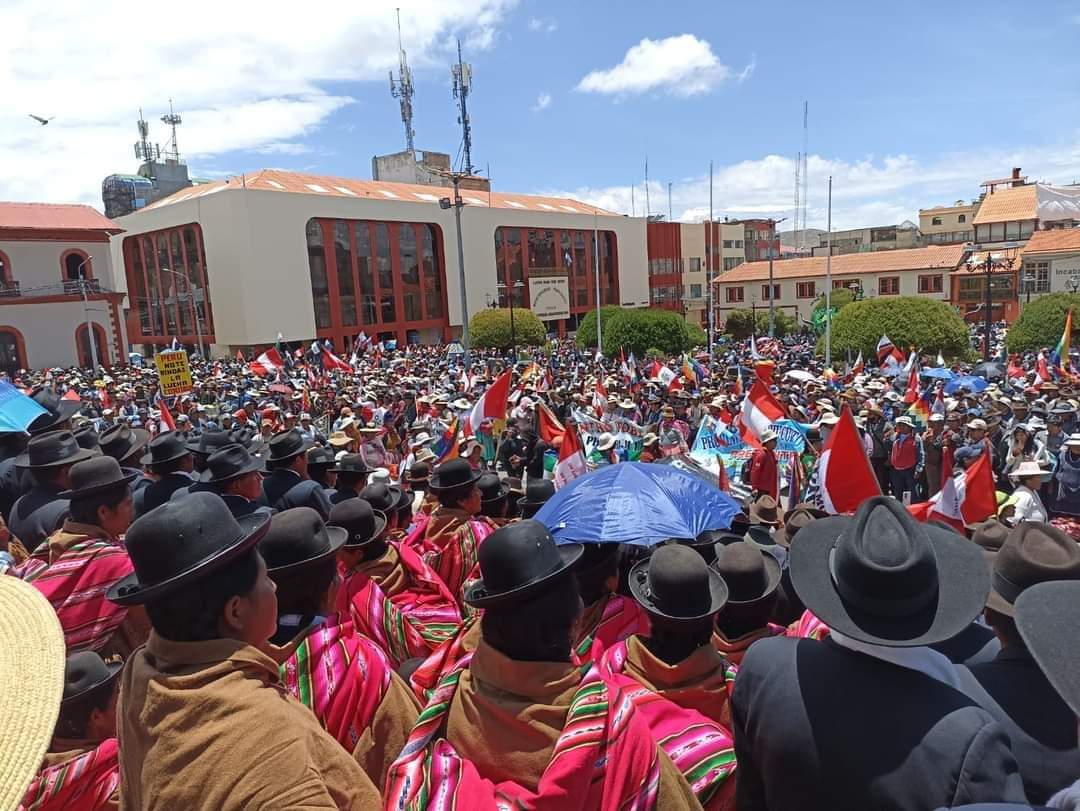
[29,114,54,126]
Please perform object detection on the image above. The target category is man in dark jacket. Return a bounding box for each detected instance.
[132,432,194,517]
[10,430,94,552]
[261,429,331,519]
[730,497,1027,810]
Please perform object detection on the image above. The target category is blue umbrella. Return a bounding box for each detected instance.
[0,381,47,433]
[920,367,956,381]
[944,375,989,395]
[533,462,741,547]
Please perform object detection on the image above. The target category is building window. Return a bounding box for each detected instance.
[1026,261,1051,293]
[761,284,781,301]
[931,217,942,226]
[918,274,943,294]
[735,240,743,248]
[722,240,733,249]
[689,257,701,272]
[122,223,215,343]
[879,276,900,295]
[1006,221,1020,241]
[725,287,744,303]
[0,251,11,291]
[958,214,966,223]
[690,284,702,299]
[399,223,422,322]
[1020,220,1034,239]
[0,328,26,376]
[796,281,816,299]
[307,221,332,330]
[61,249,92,284]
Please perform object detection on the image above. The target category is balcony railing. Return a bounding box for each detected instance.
[63,279,102,295]
[0,281,20,298]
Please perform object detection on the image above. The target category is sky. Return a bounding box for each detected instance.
[3,0,1080,230]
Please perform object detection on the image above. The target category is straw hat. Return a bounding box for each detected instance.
[1009,461,1045,480]
[0,576,66,810]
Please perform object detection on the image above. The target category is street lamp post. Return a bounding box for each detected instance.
[965,248,1015,362]
[159,267,205,358]
[75,257,98,371]
[766,216,787,338]
[440,175,471,370]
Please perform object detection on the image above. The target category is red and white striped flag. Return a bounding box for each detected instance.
[739,379,786,441]
[909,450,996,531]
[321,344,353,373]
[158,398,176,433]
[466,369,513,435]
[817,405,881,514]
[553,423,587,489]
[249,347,285,376]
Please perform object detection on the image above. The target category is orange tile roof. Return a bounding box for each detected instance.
[715,245,967,283]
[0,202,122,233]
[971,184,1037,225]
[143,169,616,217]
[1019,228,1080,256]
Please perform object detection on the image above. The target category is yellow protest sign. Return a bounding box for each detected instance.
[155,350,193,397]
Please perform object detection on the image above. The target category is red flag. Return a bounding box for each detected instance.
[903,363,920,405]
[466,369,513,434]
[158,398,176,432]
[740,379,786,440]
[249,348,285,376]
[592,380,608,417]
[235,349,245,363]
[321,345,354,373]
[818,405,881,514]
[754,360,775,383]
[99,388,111,409]
[908,450,996,530]
[537,402,566,444]
[61,388,80,402]
[553,423,587,488]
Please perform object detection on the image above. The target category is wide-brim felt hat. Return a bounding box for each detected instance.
[139,431,191,466]
[59,456,138,499]
[464,519,583,608]
[629,544,728,621]
[206,443,264,484]
[477,472,510,503]
[60,651,123,705]
[328,498,388,548]
[98,424,150,462]
[789,496,989,647]
[429,458,482,491]
[711,540,782,605]
[332,453,372,474]
[258,507,348,575]
[986,520,1080,616]
[1015,580,1080,717]
[15,430,96,469]
[777,503,829,547]
[27,387,82,435]
[518,477,556,508]
[265,429,315,462]
[186,430,232,457]
[107,492,272,606]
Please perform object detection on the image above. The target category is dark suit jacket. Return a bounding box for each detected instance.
[931,620,1001,665]
[261,469,332,519]
[730,636,1028,810]
[220,493,273,520]
[959,647,1080,804]
[328,488,357,506]
[9,484,68,552]
[134,472,193,517]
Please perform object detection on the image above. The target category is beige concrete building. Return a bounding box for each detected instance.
[0,203,126,373]
[809,221,922,256]
[110,169,648,354]
[919,200,979,245]
[1020,228,1080,298]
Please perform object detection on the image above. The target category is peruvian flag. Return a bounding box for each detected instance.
[592,380,607,416]
[61,388,81,402]
[460,367,472,392]
[553,423,587,489]
[1007,354,1025,380]
[650,361,677,389]
[903,360,920,405]
[1036,351,1051,385]
[537,402,566,444]
[235,349,245,363]
[157,397,176,433]
[817,405,881,514]
[877,335,906,367]
[467,368,512,435]
[851,351,864,376]
[249,347,285,376]
[321,343,353,373]
[909,450,995,531]
[740,379,786,440]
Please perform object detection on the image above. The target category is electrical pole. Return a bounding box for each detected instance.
[825,176,833,367]
[708,161,715,360]
[80,280,99,371]
[594,212,602,356]
[451,175,470,368]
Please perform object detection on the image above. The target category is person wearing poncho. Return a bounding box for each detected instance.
[386,519,701,810]
[257,507,421,787]
[107,493,381,810]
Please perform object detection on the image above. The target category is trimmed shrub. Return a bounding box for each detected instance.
[825,296,969,358]
[469,307,546,349]
[1006,293,1080,353]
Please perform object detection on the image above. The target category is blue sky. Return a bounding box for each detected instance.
[4,0,1080,228]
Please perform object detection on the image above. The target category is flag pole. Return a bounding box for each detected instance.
[825,175,833,367]
[708,160,715,364]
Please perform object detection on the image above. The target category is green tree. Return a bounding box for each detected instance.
[723,308,797,339]
[468,307,546,350]
[575,305,622,350]
[601,308,692,357]
[684,321,708,349]
[825,296,968,358]
[1006,293,1080,353]
[813,286,856,314]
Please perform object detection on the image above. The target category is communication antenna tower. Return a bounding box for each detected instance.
[800,101,809,251]
[388,8,416,153]
[133,107,160,165]
[160,99,182,162]
[451,38,474,175]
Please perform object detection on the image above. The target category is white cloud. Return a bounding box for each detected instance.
[0,0,517,207]
[532,92,552,112]
[527,16,557,32]
[736,56,756,83]
[576,34,731,97]
[539,134,1080,231]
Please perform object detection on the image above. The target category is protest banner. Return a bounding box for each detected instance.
[691,416,807,490]
[154,351,193,397]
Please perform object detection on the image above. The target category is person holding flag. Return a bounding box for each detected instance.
[889,416,923,502]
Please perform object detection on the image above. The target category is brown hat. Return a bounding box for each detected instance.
[778,503,828,547]
[748,494,780,526]
[987,521,1080,616]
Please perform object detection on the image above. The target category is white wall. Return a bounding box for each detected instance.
[1,239,116,291]
[114,186,650,346]
[0,300,114,369]
[718,270,951,314]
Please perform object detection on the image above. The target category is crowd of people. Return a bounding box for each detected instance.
[2,328,1080,810]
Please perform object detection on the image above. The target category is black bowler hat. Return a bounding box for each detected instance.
[60,651,122,706]
[1016,580,1080,716]
[186,429,232,457]
[429,458,482,492]
[360,482,409,514]
[987,521,1080,616]
[328,498,387,548]
[518,478,555,509]
[73,424,100,452]
[711,540,782,605]
[15,430,95,469]
[477,472,510,504]
[258,507,347,575]
[60,456,138,499]
[206,443,263,484]
[407,461,432,483]
[307,446,337,468]
[333,453,372,474]
[629,544,728,621]
[99,424,150,462]
[789,496,989,647]
[107,491,271,606]
[464,519,583,608]
[27,387,82,435]
[139,431,191,466]
[265,429,314,462]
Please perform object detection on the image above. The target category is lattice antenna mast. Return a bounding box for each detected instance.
[160,99,182,162]
[133,107,160,164]
[388,8,416,153]
[800,101,809,251]
[451,38,474,175]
